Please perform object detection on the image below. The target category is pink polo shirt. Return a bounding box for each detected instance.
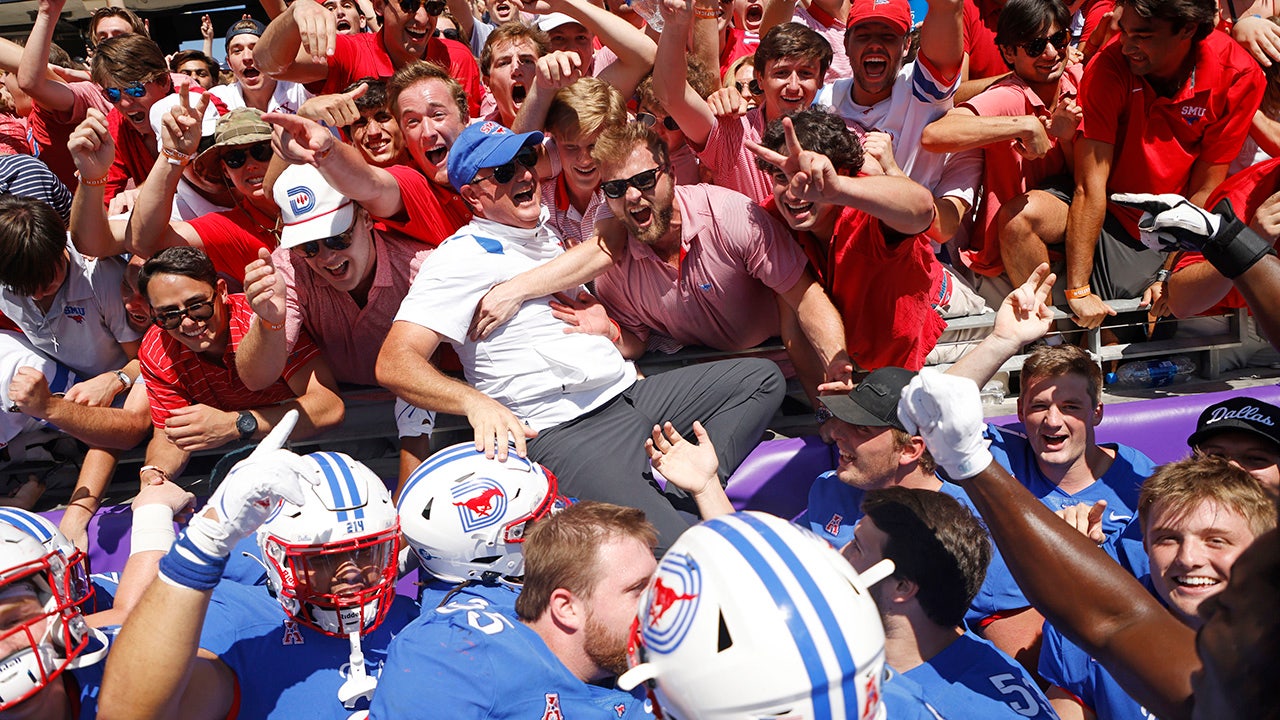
[698,106,773,205]
[272,228,431,387]
[540,173,606,248]
[959,63,1081,277]
[593,184,807,350]
[793,2,851,82]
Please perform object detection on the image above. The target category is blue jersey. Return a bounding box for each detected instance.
[371,589,651,719]
[198,580,419,719]
[85,573,119,615]
[62,626,115,719]
[883,668,946,719]
[802,471,1029,624]
[416,577,521,613]
[904,631,1055,719]
[985,424,1155,539]
[1039,622,1156,720]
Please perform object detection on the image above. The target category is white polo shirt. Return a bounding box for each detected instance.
[395,211,636,431]
[210,80,313,115]
[0,243,141,377]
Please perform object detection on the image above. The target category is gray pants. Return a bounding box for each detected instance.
[527,357,785,553]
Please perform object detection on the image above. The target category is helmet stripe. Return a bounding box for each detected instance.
[0,509,53,543]
[705,516,855,720]
[399,442,534,505]
[312,452,352,521]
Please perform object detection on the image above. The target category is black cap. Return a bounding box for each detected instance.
[821,367,916,432]
[1187,396,1280,450]
[225,18,266,49]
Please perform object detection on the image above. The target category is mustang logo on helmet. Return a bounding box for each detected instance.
[451,479,509,532]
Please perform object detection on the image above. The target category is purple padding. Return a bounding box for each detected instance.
[725,435,837,519]
[988,383,1280,466]
[39,505,134,576]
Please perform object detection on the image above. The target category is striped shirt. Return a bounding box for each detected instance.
[0,155,72,223]
[698,107,772,205]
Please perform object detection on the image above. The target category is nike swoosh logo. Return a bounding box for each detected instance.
[1109,513,1133,522]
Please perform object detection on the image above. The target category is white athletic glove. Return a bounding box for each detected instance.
[1111,192,1220,252]
[185,410,316,559]
[897,372,993,480]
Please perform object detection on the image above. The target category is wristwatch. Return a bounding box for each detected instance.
[236,411,258,441]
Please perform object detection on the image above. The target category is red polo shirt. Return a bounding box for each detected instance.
[322,30,483,117]
[139,293,321,428]
[1079,30,1264,238]
[380,164,472,246]
[963,0,1007,80]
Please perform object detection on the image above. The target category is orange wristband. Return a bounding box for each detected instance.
[1066,285,1092,300]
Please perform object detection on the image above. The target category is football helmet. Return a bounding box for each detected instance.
[620,512,893,720]
[0,508,92,609]
[257,451,399,637]
[0,524,106,711]
[398,442,565,584]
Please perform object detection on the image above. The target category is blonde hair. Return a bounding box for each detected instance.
[546,77,627,140]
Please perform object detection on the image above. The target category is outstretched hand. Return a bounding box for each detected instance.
[646,421,719,498]
[67,108,116,181]
[264,111,336,165]
[991,262,1055,348]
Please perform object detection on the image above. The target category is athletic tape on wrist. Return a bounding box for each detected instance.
[130,504,177,555]
[158,528,229,591]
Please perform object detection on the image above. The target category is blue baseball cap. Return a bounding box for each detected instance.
[447,121,543,193]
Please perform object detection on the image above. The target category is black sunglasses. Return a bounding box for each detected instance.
[434,27,462,41]
[600,166,664,199]
[472,146,538,185]
[222,142,274,169]
[1019,29,1069,57]
[398,0,447,15]
[293,227,356,259]
[637,112,679,132]
[152,298,216,330]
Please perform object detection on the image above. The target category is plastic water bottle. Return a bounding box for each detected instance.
[1107,356,1196,388]
[627,0,664,32]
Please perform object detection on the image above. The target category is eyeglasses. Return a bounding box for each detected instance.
[152,298,216,330]
[1018,29,1069,57]
[600,166,665,199]
[637,112,679,132]
[101,80,150,104]
[472,146,538,185]
[293,227,356,259]
[434,27,462,41]
[222,142,274,169]
[398,0,447,15]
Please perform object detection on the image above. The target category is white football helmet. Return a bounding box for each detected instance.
[619,512,892,720]
[257,451,400,637]
[0,508,92,608]
[0,524,106,711]
[398,442,566,584]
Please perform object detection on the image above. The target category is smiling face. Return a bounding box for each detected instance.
[1018,372,1102,474]
[350,106,406,166]
[758,55,823,121]
[221,142,272,203]
[1145,499,1256,628]
[1002,22,1068,87]
[325,0,367,34]
[296,212,378,297]
[107,75,170,137]
[145,274,229,357]
[767,162,840,234]
[846,21,910,105]
[1117,11,1195,79]
[461,144,541,228]
[554,129,603,198]
[377,0,440,62]
[602,144,675,247]
[487,38,540,126]
[397,78,467,185]
[227,35,274,93]
[826,418,904,490]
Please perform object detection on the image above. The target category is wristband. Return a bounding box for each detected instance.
[158,529,229,591]
[114,369,133,391]
[1066,285,1092,300]
[1154,269,1171,283]
[256,314,286,332]
[1204,198,1279,279]
[75,170,109,187]
[693,5,720,18]
[130,503,177,555]
[162,147,195,166]
[140,465,169,482]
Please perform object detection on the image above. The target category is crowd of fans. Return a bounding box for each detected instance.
[0,0,1278,715]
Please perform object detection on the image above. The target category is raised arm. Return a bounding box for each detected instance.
[512,50,586,134]
[235,249,292,391]
[551,0,657,98]
[16,0,77,113]
[645,421,734,519]
[256,0,338,83]
[945,262,1055,387]
[653,0,717,148]
[917,0,964,81]
[68,110,131,257]
[897,373,1198,720]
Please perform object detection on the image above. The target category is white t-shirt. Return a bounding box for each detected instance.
[210,80,312,115]
[395,211,636,431]
[815,57,960,194]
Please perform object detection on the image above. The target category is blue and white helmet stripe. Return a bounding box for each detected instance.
[398,443,537,506]
[703,513,871,720]
[308,451,367,522]
[0,508,58,546]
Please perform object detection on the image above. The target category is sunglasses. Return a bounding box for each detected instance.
[152,298,216,330]
[398,0,447,15]
[434,27,462,41]
[600,166,664,199]
[472,146,538,185]
[1018,29,1070,57]
[637,112,679,132]
[293,227,356,259]
[101,80,150,104]
[222,142,274,169]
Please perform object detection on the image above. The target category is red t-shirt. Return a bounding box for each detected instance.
[323,30,484,117]
[963,0,1007,80]
[778,202,946,371]
[1079,0,1115,47]
[27,81,112,192]
[1173,157,1280,314]
[380,164,472,246]
[1079,30,1264,238]
[719,26,755,82]
[139,293,321,427]
[187,206,279,290]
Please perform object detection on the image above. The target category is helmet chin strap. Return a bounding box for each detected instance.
[337,630,377,711]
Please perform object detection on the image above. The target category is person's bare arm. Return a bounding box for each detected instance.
[68,110,132,257]
[377,320,538,460]
[758,0,797,42]
[552,0,657,98]
[646,421,734,519]
[954,71,1010,104]
[256,0,337,83]
[512,51,585,134]
[777,273,852,393]
[1064,138,1117,329]
[127,89,210,258]
[143,427,193,481]
[653,0,717,148]
[918,0,965,81]
[946,263,1055,387]
[921,106,1052,158]
[1234,251,1280,348]
[236,249,291,391]
[1184,160,1228,209]
[1166,259,1237,318]
[16,0,76,113]
[8,372,151,449]
[446,0,478,44]
[1248,110,1280,158]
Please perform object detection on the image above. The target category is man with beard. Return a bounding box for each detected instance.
[211,19,313,115]
[370,502,656,719]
